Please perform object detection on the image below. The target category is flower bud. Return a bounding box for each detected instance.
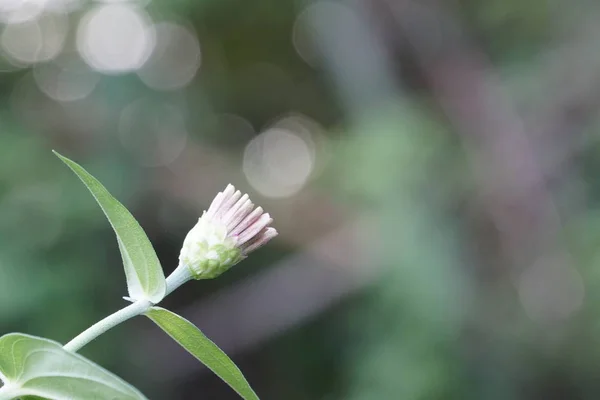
[174,184,277,284]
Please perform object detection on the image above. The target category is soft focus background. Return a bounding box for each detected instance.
[3,0,600,399]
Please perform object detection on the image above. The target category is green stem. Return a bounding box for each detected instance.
[165,264,192,297]
[63,299,152,352]
[0,384,18,400]
[62,268,192,353]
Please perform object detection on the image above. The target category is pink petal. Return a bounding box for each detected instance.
[242,227,278,254]
[205,191,223,219]
[216,189,242,220]
[237,213,273,245]
[226,199,254,231]
[208,185,234,218]
[223,194,249,226]
[230,207,264,236]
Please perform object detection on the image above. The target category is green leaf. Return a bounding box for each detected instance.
[145,307,259,400]
[53,151,166,303]
[0,333,147,400]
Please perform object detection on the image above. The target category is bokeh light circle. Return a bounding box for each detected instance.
[518,257,584,322]
[33,53,100,102]
[243,116,317,198]
[137,22,201,90]
[76,3,154,74]
[1,12,67,65]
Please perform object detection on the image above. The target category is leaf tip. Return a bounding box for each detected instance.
[52,150,68,162]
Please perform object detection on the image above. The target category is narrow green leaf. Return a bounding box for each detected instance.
[53,151,166,303]
[145,307,260,400]
[0,333,147,400]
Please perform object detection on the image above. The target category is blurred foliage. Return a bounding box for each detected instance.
[2,0,600,399]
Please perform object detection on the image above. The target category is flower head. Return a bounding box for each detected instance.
[178,184,277,280]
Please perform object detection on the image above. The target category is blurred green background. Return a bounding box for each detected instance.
[3,0,600,398]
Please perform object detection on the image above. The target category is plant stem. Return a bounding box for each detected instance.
[165,264,192,296]
[0,384,17,400]
[63,299,152,352]
[63,267,191,353]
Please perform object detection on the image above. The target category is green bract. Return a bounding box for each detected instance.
[0,333,147,400]
[188,243,243,279]
[54,151,166,303]
[179,217,244,279]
